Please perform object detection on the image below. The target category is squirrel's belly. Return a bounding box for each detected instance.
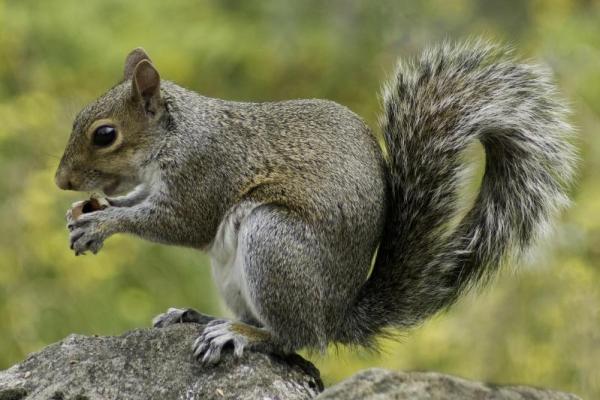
[208,202,262,322]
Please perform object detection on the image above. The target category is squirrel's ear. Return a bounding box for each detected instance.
[131,60,161,114]
[124,48,151,80]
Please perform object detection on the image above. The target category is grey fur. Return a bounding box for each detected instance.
[56,41,576,362]
[342,40,576,345]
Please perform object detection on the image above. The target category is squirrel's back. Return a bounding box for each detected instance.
[165,86,388,223]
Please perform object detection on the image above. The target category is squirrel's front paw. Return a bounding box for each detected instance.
[67,210,109,255]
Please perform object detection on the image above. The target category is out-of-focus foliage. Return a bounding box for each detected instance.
[0,0,598,398]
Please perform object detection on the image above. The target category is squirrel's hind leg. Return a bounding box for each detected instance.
[237,204,333,352]
[193,203,336,365]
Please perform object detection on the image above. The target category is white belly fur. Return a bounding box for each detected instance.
[208,202,261,323]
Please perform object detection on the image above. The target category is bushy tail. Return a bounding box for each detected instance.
[345,41,576,345]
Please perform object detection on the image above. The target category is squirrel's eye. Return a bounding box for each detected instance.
[92,125,117,147]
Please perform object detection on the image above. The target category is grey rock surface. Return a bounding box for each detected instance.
[0,324,322,400]
[0,327,582,400]
[316,368,581,400]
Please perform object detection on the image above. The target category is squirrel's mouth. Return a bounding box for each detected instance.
[102,179,121,196]
[101,176,140,197]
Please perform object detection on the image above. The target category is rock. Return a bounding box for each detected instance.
[316,368,581,400]
[0,324,322,400]
[0,328,581,400]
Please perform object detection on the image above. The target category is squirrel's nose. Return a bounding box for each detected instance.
[55,169,74,191]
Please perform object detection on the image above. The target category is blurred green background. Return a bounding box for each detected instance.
[0,0,598,398]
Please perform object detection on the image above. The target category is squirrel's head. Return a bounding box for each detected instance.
[55,48,166,196]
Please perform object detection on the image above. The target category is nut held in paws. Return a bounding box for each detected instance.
[71,197,109,221]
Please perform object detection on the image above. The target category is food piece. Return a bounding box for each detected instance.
[71,197,109,221]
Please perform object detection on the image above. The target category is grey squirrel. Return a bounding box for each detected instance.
[55,41,576,365]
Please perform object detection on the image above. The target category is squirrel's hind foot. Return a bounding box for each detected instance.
[152,307,215,328]
[193,319,277,365]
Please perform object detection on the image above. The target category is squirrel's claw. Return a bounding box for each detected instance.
[193,319,249,365]
[152,308,188,328]
[70,227,105,255]
[67,212,107,255]
[153,307,215,328]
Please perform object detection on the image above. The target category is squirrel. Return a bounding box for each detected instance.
[55,41,576,365]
